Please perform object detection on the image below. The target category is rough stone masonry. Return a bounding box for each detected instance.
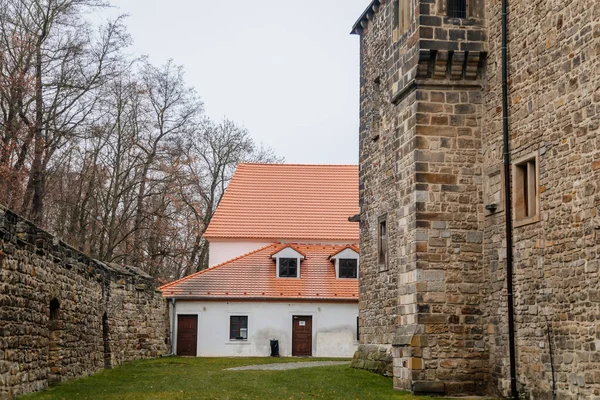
[0,207,170,399]
[351,0,600,399]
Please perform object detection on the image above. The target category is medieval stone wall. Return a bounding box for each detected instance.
[483,0,600,398]
[355,0,599,398]
[0,207,169,399]
[355,0,489,396]
[357,0,407,349]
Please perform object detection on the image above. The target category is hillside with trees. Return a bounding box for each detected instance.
[0,0,282,281]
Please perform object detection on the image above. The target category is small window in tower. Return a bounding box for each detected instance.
[395,0,413,36]
[512,153,540,226]
[378,215,388,270]
[339,259,358,279]
[448,0,468,18]
[279,258,298,278]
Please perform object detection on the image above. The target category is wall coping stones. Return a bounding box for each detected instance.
[0,206,155,286]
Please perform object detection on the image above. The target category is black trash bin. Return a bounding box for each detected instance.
[270,339,280,357]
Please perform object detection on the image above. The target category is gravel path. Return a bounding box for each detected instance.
[226,361,349,371]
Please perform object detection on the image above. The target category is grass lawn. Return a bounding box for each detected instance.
[22,357,448,400]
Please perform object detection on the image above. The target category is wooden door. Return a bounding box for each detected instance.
[177,315,198,356]
[292,315,312,356]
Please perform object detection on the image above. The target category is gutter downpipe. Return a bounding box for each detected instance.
[171,298,176,354]
[162,298,176,357]
[501,0,519,398]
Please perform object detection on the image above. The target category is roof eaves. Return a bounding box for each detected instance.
[162,295,359,303]
[158,243,278,291]
[351,0,381,35]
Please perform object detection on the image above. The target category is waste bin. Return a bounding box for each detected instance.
[270,339,280,357]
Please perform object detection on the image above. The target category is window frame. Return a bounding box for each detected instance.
[229,316,248,341]
[278,257,298,278]
[338,258,358,279]
[447,0,469,19]
[512,152,540,227]
[378,214,388,271]
[393,0,413,41]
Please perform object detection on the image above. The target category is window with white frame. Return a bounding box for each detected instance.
[330,247,360,279]
[230,316,248,340]
[272,246,304,278]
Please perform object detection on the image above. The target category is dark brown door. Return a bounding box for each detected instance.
[292,316,312,356]
[177,315,198,356]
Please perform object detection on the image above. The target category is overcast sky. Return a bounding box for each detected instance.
[96,1,369,165]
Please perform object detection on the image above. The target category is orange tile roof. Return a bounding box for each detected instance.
[159,244,359,301]
[203,163,359,241]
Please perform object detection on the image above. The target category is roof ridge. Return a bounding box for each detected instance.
[159,243,279,291]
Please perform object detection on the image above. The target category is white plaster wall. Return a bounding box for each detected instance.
[173,301,358,358]
[208,241,272,267]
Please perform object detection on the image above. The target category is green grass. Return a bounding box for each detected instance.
[21,357,446,400]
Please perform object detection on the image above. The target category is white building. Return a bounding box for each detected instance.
[160,163,360,358]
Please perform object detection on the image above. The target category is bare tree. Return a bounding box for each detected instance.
[1,1,283,282]
[130,59,203,265]
[0,0,129,224]
[178,118,283,275]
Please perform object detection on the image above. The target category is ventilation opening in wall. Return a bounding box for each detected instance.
[102,313,112,369]
[48,298,62,385]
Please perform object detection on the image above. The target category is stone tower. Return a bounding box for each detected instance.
[352,0,488,395]
[352,0,600,398]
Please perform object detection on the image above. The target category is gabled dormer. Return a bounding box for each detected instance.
[329,246,360,279]
[271,246,305,278]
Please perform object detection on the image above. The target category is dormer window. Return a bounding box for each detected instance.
[330,247,360,279]
[339,259,358,278]
[272,246,305,278]
[279,258,298,278]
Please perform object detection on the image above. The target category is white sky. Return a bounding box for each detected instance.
[96,0,369,164]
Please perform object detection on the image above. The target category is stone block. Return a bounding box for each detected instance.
[413,381,445,394]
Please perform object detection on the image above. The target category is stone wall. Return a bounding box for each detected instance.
[482,0,600,398]
[355,0,488,395]
[354,0,599,398]
[351,344,393,376]
[0,207,170,399]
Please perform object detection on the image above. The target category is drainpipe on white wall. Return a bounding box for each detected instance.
[162,298,176,357]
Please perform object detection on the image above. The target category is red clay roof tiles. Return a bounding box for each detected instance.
[159,243,359,301]
[203,163,359,241]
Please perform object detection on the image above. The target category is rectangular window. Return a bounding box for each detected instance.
[230,316,248,340]
[339,259,358,278]
[279,258,298,278]
[448,0,468,18]
[357,317,360,341]
[395,0,412,35]
[378,215,388,269]
[513,153,540,226]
